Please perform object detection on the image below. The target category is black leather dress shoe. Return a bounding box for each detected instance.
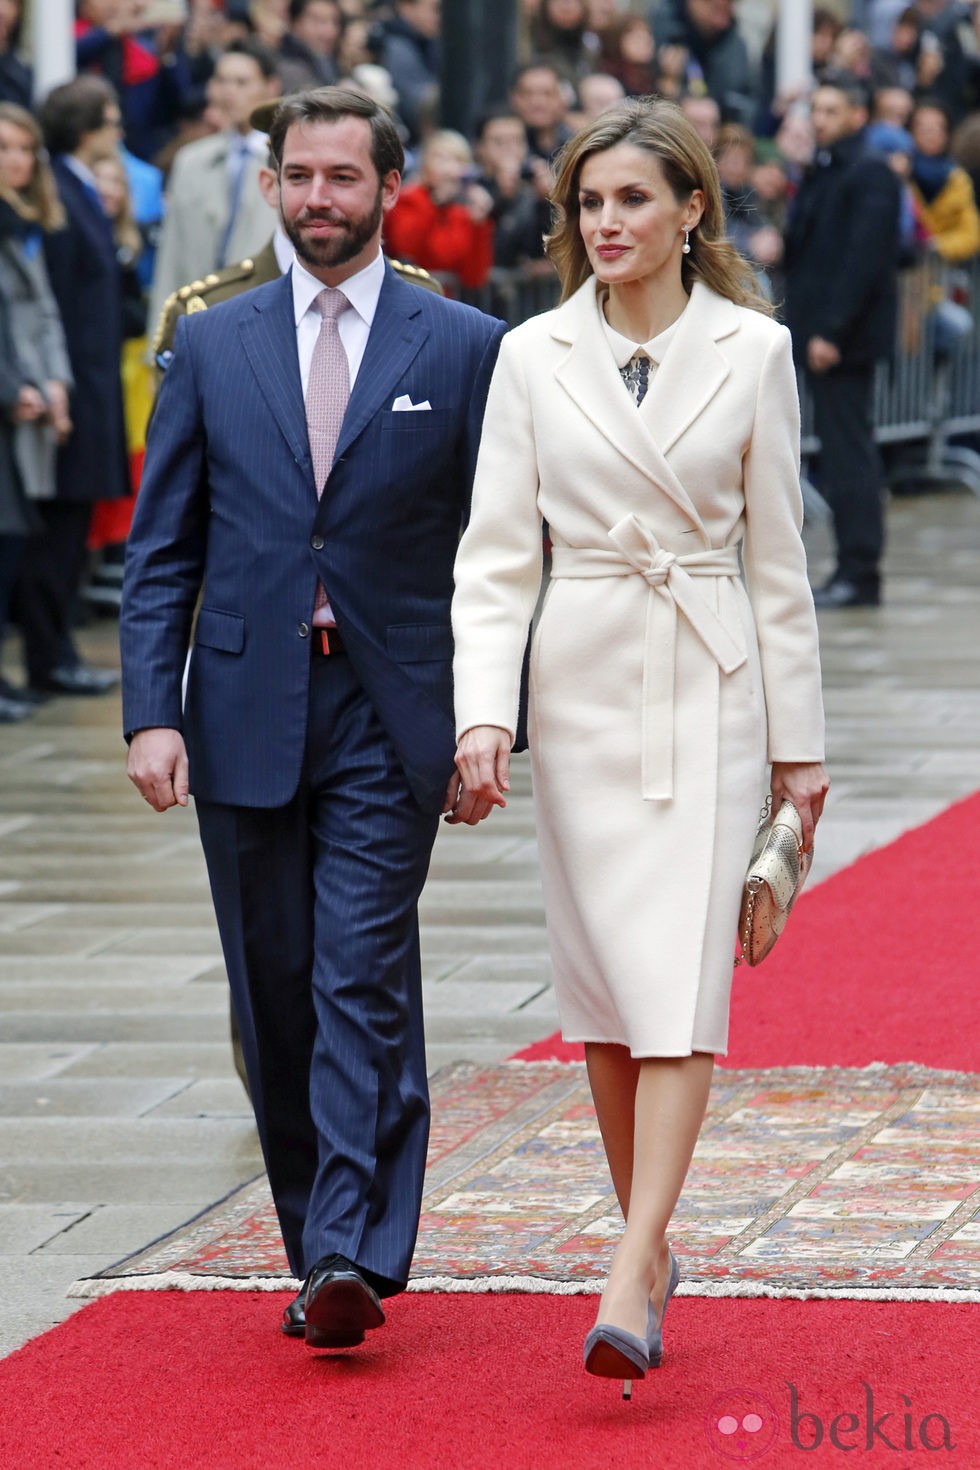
[36,663,121,695]
[304,1254,385,1349]
[281,1283,307,1338]
[812,578,880,610]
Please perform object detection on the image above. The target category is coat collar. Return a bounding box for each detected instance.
[238,262,428,494]
[550,277,739,537]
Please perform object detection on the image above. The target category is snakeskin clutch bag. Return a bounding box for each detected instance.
[737,799,812,967]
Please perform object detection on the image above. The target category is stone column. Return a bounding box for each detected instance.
[775,0,814,100]
[28,0,76,103]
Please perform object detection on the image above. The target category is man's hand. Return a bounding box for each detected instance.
[444,725,511,826]
[465,182,495,223]
[807,336,841,373]
[128,727,190,812]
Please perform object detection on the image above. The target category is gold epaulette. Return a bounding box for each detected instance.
[388,258,444,294]
[153,260,261,363]
[152,287,181,356]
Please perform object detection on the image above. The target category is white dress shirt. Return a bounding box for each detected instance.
[229,128,269,167]
[598,286,686,381]
[292,248,386,397]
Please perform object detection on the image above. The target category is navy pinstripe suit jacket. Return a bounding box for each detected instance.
[120,263,506,813]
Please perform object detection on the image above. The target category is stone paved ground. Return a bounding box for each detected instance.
[1,490,978,1356]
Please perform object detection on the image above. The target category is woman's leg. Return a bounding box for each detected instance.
[590,1049,715,1339]
[584,1042,639,1217]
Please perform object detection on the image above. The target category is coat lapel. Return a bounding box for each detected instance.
[334,264,428,459]
[238,272,314,485]
[640,281,737,456]
[552,278,739,537]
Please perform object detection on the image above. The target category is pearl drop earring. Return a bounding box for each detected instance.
[682,227,691,255]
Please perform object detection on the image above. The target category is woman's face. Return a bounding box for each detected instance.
[92,156,127,219]
[621,20,655,65]
[912,106,948,157]
[338,17,370,69]
[545,0,585,30]
[0,0,20,51]
[0,119,35,192]
[586,0,616,27]
[422,139,468,195]
[578,142,701,288]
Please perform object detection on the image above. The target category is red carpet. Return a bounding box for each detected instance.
[514,791,980,1070]
[2,1291,974,1469]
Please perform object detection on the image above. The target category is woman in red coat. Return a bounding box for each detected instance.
[384,129,494,289]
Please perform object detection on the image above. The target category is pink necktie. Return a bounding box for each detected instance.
[306,287,350,621]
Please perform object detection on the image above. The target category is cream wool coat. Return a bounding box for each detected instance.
[452,277,825,1056]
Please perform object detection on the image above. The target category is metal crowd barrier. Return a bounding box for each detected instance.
[804,251,980,498]
[441,252,980,498]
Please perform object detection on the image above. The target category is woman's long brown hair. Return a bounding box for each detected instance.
[546,95,772,313]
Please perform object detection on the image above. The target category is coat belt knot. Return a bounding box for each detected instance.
[550,514,748,800]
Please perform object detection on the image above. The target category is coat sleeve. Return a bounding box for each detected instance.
[927,168,980,262]
[740,325,825,764]
[119,313,209,739]
[452,329,543,742]
[33,255,73,388]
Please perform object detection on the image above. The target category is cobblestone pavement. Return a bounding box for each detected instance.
[1,490,978,1356]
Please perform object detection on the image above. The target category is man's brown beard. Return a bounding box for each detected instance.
[282,188,384,270]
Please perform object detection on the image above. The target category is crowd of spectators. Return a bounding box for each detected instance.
[2,0,980,716]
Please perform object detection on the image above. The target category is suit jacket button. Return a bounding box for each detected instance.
[311,535,324,550]
[298,622,310,638]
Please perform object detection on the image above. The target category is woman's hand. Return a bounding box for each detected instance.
[13,385,46,423]
[769,761,829,852]
[45,381,72,442]
[444,725,512,826]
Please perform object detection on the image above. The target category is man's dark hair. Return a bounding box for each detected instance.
[510,58,563,91]
[38,75,117,156]
[818,69,871,113]
[223,36,281,81]
[475,102,524,140]
[812,7,842,33]
[289,0,341,22]
[268,86,405,178]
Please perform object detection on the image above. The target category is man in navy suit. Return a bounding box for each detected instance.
[121,87,505,1351]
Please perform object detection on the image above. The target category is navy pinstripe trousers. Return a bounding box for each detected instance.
[196,651,438,1295]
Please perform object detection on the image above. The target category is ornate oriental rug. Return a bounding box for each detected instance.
[73,1061,979,1302]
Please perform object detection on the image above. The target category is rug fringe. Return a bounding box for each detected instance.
[68,1272,980,1303]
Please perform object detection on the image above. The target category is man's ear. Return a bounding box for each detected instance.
[381,168,402,212]
[258,165,280,210]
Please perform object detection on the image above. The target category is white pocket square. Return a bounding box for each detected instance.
[391,394,432,412]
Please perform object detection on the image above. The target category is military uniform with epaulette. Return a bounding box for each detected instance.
[152,241,443,377]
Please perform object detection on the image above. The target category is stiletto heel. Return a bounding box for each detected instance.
[583,1322,649,1393]
[646,1250,680,1368]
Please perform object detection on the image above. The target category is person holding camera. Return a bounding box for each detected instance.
[383,128,494,289]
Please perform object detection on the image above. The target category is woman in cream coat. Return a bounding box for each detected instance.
[451,99,828,1390]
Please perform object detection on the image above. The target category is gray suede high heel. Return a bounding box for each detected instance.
[583,1321,650,1400]
[646,1251,680,1368]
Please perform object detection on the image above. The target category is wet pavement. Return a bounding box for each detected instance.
[1,489,977,1355]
